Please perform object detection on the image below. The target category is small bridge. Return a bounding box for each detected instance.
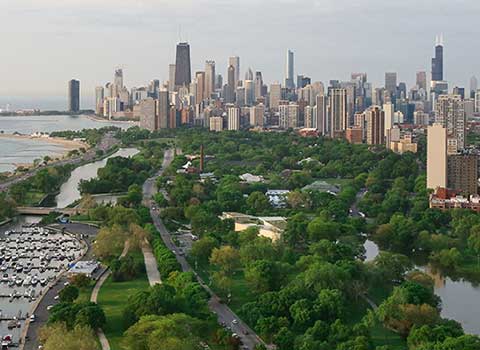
[16,207,86,216]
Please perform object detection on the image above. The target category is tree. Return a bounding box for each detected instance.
[59,285,79,303]
[209,246,240,275]
[190,237,217,265]
[212,271,233,298]
[372,252,412,283]
[247,191,270,213]
[69,274,91,289]
[468,225,480,266]
[245,260,285,293]
[123,314,207,350]
[93,224,127,260]
[39,324,99,350]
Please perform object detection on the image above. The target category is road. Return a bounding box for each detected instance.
[143,149,267,350]
[0,132,119,192]
[23,223,102,350]
[350,188,367,218]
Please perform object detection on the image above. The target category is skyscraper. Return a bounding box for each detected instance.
[365,106,385,145]
[228,56,240,87]
[168,64,176,92]
[269,83,282,111]
[67,79,80,112]
[313,94,328,135]
[435,94,466,151]
[205,61,216,99]
[95,86,104,116]
[383,102,394,137]
[114,69,123,89]
[195,71,205,103]
[385,72,397,98]
[328,88,347,138]
[427,123,447,190]
[432,35,444,82]
[157,89,169,129]
[285,50,295,89]
[245,68,254,81]
[244,80,254,106]
[254,71,263,100]
[225,65,236,103]
[470,76,478,98]
[174,42,192,89]
[227,106,240,130]
[416,71,427,91]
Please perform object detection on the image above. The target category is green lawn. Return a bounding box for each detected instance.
[77,281,95,304]
[97,274,150,350]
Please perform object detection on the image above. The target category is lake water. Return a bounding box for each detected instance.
[364,239,480,335]
[55,148,139,208]
[0,115,136,172]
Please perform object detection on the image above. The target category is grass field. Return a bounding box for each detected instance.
[97,274,150,350]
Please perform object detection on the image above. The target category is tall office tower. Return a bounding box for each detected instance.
[365,106,385,145]
[215,74,223,90]
[245,68,254,81]
[279,103,299,129]
[383,102,394,137]
[328,88,347,138]
[249,104,265,127]
[313,95,328,135]
[304,106,313,128]
[385,72,397,98]
[195,72,205,103]
[174,42,192,89]
[156,90,169,129]
[227,107,240,130]
[168,64,176,92]
[254,72,263,100]
[432,35,444,82]
[435,94,466,151]
[114,68,124,89]
[67,79,80,112]
[453,87,465,99]
[225,65,236,103]
[447,154,478,195]
[476,90,480,113]
[427,123,447,190]
[416,71,427,91]
[236,87,246,107]
[269,83,282,111]
[205,61,216,99]
[372,87,384,106]
[244,80,255,106]
[95,86,104,115]
[285,50,295,89]
[228,56,240,87]
[470,76,478,98]
[138,98,156,131]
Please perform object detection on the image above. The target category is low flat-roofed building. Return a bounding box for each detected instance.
[68,260,100,278]
[221,212,287,242]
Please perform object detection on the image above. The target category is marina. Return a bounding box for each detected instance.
[0,220,86,346]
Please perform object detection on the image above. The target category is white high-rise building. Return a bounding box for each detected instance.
[279,103,299,129]
[228,107,240,131]
[383,102,394,137]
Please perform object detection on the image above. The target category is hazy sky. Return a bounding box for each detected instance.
[0,0,479,108]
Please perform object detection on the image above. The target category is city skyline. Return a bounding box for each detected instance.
[1,0,480,107]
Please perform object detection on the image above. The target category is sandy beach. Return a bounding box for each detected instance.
[0,134,90,173]
[0,133,88,150]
